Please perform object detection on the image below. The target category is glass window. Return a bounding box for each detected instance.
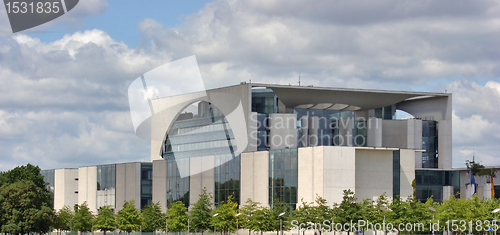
[269,149,298,208]
[393,150,400,199]
[165,157,189,208]
[214,154,240,206]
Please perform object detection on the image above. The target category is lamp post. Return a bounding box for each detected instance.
[91,214,96,235]
[492,208,500,235]
[428,207,436,235]
[236,213,241,235]
[278,212,285,235]
[213,213,219,235]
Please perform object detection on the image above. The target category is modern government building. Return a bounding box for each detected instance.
[41,83,498,213]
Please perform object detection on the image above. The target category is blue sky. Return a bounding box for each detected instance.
[0,0,499,171]
[28,0,213,47]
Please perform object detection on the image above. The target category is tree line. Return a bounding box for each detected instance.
[3,164,500,235]
[162,189,500,235]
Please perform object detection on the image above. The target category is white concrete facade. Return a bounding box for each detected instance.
[189,155,215,208]
[240,151,269,207]
[53,169,79,212]
[239,146,416,207]
[78,166,97,213]
[116,162,142,211]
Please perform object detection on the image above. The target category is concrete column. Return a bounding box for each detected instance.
[299,116,309,147]
[189,156,215,207]
[367,118,382,147]
[240,152,269,207]
[78,166,97,214]
[248,112,258,152]
[269,113,297,150]
[152,160,167,212]
[54,169,79,212]
[443,186,454,201]
[438,120,452,170]
[338,118,354,146]
[308,116,319,146]
[400,149,416,201]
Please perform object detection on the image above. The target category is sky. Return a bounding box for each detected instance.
[0,0,499,171]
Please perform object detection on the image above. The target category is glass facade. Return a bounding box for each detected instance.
[214,154,241,206]
[393,150,400,199]
[163,102,237,160]
[165,157,190,208]
[494,186,500,199]
[251,89,277,151]
[374,105,395,120]
[141,163,153,209]
[422,120,438,168]
[252,89,278,114]
[353,119,367,147]
[162,101,240,207]
[269,148,298,209]
[294,108,366,147]
[41,169,55,193]
[96,164,116,209]
[415,170,460,203]
[251,89,368,148]
[255,113,269,151]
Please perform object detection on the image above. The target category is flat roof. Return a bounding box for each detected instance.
[249,83,450,111]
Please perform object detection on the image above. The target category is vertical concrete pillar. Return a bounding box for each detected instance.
[367,118,382,147]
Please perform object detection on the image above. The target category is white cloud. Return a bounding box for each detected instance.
[1,0,500,171]
[450,81,500,168]
[137,0,500,91]
[0,30,169,171]
[136,0,500,168]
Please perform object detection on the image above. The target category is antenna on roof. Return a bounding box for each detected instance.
[299,72,301,86]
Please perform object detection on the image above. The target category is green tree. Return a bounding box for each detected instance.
[238,198,261,235]
[0,180,54,234]
[293,199,314,235]
[0,164,53,208]
[359,198,375,233]
[271,199,292,234]
[210,195,238,235]
[407,196,434,234]
[368,193,390,234]
[94,205,116,235]
[466,160,497,177]
[248,206,274,235]
[0,164,55,234]
[142,202,166,233]
[436,195,468,233]
[167,201,188,233]
[387,196,434,234]
[310,195,331,235]
[54,206,74,232]
[464,195,490,233]
[190,188,213,234]
[74,202,93,232]
[117,200,142,233]
[333,190,363,235]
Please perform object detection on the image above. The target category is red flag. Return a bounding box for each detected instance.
[492,175,495,199]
